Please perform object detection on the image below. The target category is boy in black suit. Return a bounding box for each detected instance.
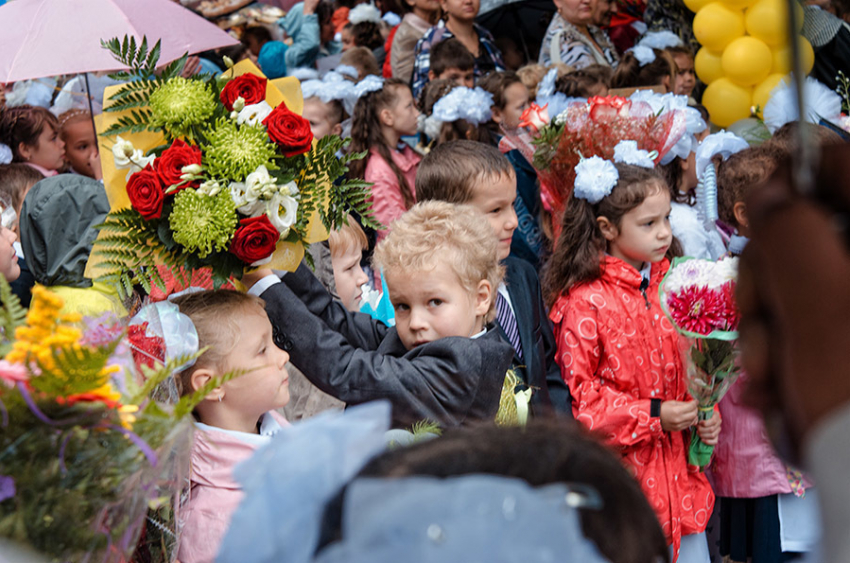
[244,201,514,428]
[416,140,573,417]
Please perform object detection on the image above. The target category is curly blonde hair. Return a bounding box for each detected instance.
[373,201,504,321]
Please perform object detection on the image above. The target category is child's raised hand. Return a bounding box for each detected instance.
[660,400,698,432]
[696,412,722,446]
[88,150,103,181]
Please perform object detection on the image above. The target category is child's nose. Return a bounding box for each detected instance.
[408,308,427,330]
[355,267,369,287]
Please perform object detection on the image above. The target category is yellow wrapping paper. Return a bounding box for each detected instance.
[85,60,329,280]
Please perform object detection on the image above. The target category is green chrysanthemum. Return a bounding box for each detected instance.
[169,189,238,258]
[203,117,277,182]
[148,77,216,138]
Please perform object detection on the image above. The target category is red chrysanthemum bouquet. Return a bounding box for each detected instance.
[501,95,686,229]
[660,256,742,468]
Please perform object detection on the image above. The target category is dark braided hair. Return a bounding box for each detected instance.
[349,79,416,210]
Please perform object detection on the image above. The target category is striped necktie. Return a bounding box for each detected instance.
[496,292,523,360]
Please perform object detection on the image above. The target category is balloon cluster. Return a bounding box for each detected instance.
[688,0,814,127]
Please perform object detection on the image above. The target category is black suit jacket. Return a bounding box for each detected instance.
[498,257,573,417]
[261,264,514,428]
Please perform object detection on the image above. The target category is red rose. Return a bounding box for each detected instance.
[155,139,202,190]
[230,215,280,264]
[263,104,314,157]
[220,73,268,111]
[127,165,165,220]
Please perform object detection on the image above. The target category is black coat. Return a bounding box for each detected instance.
[498,257,573,417]
[260,264,514,428]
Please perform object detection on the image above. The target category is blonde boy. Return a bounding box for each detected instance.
[244,201,514,427]
[328,217,369,311]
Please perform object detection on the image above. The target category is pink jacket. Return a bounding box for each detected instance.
[364,145,420,239]
[710,373,810,498]
[177,411,289,563]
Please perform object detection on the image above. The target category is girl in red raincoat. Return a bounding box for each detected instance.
[544,162,721,563]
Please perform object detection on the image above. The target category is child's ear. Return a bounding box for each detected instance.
[428,70,437,81]
[733,201,748,231]
[491,106,504,125]
[331,122,343,137]
[597,216,618,241]
[189,367,224,402]
[17,142,32,161]
[474,279,493,318]
[680,156,689,172]
[378,107,394,127]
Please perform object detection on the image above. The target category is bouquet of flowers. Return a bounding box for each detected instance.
[659,256,742,468]
[88,37,377,295]
[0,278,228,561]
[503,95,686,225]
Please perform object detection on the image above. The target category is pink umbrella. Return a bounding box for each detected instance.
[0,0,239,83]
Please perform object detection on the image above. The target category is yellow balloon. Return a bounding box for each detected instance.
[752,73,786,115]
[693,3,746,51]
[721,0,757,10]
[771,36,815,74]
[721,36,773,86]
[745,0,804,46]
[695,47,726,84]
[702,78,753,128]
[684,0,713,13]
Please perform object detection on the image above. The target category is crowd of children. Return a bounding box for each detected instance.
[2,0,850,560]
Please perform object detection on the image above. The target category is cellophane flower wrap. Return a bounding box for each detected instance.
[87,37,377,296]
[0,279,220,562]
[659,256,742,469]
[501,95,686,229]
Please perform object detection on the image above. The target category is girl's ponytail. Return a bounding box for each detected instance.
[348,79,416,210]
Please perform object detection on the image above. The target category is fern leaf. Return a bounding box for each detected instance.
[0,275,27,357]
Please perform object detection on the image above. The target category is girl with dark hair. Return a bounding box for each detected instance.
[348,78,420,239]
[611,48,676,92]
[0,105,65,177]
[545,161,717,563]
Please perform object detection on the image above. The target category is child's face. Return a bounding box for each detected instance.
[332,244,369,311]
[492,82,529,130]
[0,227,20,282]
[303,98,342,140]
[21,125,65,171]
[386,261,491,350]
[436,67,475,89]
[221,310,291,416]
[62,119,99,179]
[672,53,696,97]
[341,27,355,51]
[467,172,518,261]
[440,0,479,21]
[600,187,672,271]
[383,86,420,136]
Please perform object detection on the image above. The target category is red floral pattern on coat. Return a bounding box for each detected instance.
[550,256,714,562]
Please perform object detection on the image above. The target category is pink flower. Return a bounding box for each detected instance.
[667,285,728,335]
[519,103,550,132]
[0,360,28,386]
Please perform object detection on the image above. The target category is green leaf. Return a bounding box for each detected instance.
[0,274,27,357]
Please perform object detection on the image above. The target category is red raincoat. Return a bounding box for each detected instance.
[550,256,714,561]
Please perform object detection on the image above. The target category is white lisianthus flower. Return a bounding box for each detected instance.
[573,157,618,204]
[112,136,145,169]
[237,101,273,127]
[266,191,299,236]
[229,181,264,216]
[232,96,246,112]
[198,180,221,196]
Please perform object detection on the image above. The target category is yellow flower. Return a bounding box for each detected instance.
[119,404,139,430]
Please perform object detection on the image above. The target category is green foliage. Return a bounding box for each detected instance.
[295,136,381,236]
[0,275,27,357]
[837,71,850,115]
[93,207,185,298]
[29,339,123,398]
[102,36,164,82]
[531,122,565,171]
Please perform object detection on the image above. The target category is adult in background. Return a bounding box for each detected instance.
[410,0,505,98]
[391,0,440,84]
[278,0,341,71]
[539,0,619,69]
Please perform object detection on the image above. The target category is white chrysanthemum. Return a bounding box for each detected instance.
[706,256,738,288]
[763,77,843,133]
[637,30,682,50]
[664,259,715,293]
[237,101,273,127]
[613,140,656,168]
[630,45,656,67]
[266,190,299,236]
[573,157,619,204]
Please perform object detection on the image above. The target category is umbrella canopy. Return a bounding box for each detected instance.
[477,0,556,64]
[0,0,238,83]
